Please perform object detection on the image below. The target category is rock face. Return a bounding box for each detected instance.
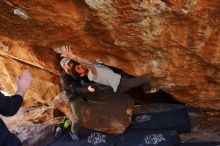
[0,0,219,110]
[12,121,56,146]
[0,54,61,107]
[0,0,219,145]
[2,106,63,146]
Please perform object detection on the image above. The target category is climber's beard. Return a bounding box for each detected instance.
[68,66,81,79]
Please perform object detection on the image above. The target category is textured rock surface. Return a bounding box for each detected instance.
[0,55,61,106]
[2,106,62,146]
[0,0,219,109]
[180,111,220,142]
[2,106,60,125]
[0,0,220,145]
[8,119,61,146]
[53,91,134,134]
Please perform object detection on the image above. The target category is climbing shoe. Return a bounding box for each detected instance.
[69,131,80,141]
[144,86,160,94]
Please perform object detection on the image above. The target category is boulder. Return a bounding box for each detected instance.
[53,91,134,134]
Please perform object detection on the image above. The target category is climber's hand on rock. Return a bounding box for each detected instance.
[61,46,73,57]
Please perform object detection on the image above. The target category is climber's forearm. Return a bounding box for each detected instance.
[69,53,92,66]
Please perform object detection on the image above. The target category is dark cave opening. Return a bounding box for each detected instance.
[53,108,66,118]
[126,86,182,105]
[106,64,183,106]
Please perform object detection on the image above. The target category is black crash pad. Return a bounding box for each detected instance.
[46,128,179,146]
[117,130,179,146]
[46,128,118,146]
[128,108,191,133]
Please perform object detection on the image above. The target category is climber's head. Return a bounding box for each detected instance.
[74,64,87,77]
[60,57,81,78]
